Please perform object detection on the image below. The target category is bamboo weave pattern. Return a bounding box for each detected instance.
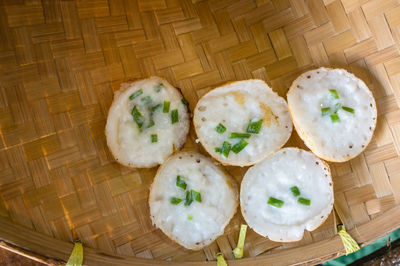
[1,0,400,264]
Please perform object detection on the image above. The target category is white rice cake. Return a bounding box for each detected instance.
[240,148,333,242]
[287,68,377,162]
[149,152,238,250]
[193,80,292,166]
[106,77,190,168]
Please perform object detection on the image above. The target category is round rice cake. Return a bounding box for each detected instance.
[193,80,292,166]
[106,77,190,168]
[149,152,238,250]
[287,67,377,162]
[240,147,333,242]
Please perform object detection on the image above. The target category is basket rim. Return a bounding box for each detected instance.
[0,206,399,265]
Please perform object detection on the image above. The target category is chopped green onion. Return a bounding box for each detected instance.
[229,132,251,139]
[146,104,162,128]
[342,106,355,114]
[329,89,339,99]
[181,98,189,108]
[184,190,193,206]
[231,139,248,154]
[131,106,144,130]
[151,103,162,112]
[147,114,155,127]
[330,113,340,123]
[267,197,284,208]
[215,123,226,134]
[333,103,341,113]
[220,141,231,158]
[298,197,311,206]
[163,101,170,113]
[170,197,182,205]
[151,134,157,143]
[147,120,155,128]
[146,104,160,129]
[129,89,143,100]
[176,175,187,190]
[191,189,202,202]
[155,83,163,92]
[188,215,193,220]
[290,186,300,197]
[321,107,330,116]
[215,141,232,157]
[171,109,178,124]
[141,96,152,104]
[246,119,263,134]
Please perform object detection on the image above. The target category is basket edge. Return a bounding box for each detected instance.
[0,205,399,265]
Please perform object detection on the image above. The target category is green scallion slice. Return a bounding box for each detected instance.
[131,106,144,130]
[141,96,152,104]
[229,132,251,139]
[147,117,155,128]
[171,109,178,124]
[221,141,231,158]
[151,103,162,112]
[330,113,340,123]
[342,106,355,114]
[290,186,300,197]
[190,189,202,202]
[163,101,170,113]
[321,107,330,116]
[329,89,339,99]
[170,197,182,205]
[176,175,187,190]
[188,215,193,220]
[184,190,193,206]
[215,123,226,134]
[246,119,263,134]
[298,197,311,206]
[146,104,161,129]
[231,139,248,154]
[267,197,284,208]
[155,83,163,92]
[215,147,221,153]
[181,98,189,108]
[147,121,155,128]
[129,89,143,100]
[151,134,157,143]
[333,103,341,113]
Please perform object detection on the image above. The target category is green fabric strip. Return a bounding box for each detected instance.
[323,227,400,265]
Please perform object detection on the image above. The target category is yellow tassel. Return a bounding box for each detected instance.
[216,252,228,266]
[66,241,83,266]
[232,224,247,259]
[338,225,360,255]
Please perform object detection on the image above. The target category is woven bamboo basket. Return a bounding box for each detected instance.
[1,0,400,265]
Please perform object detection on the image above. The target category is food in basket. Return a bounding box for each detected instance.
[149,152,238,250]
[287,67,377,162]
[240,147,333,242]
[105,77,190,168]
[193,80,292,167]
